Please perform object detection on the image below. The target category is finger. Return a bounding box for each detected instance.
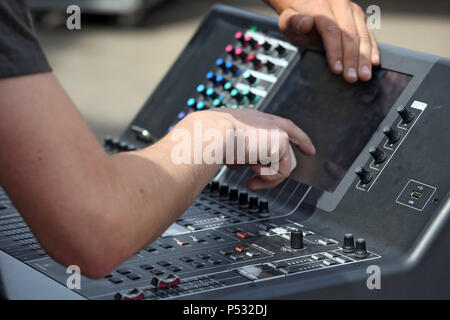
[279,8,314,35]
[368,28,380,65]
[270,115,316,156]
[352,4,372,81]
[246,143,295,191]
[313,2,344,74]
[330,0,360,83]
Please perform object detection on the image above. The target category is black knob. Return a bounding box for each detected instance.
[248,196,259,212]
[209,181,220,193]
[355,238,368,258]
[238,51,248,61]
[238,192,249,207]
[383,126,401,145]
[290,230,304,249]
[119,141,128,151]
[259,199,269,213]
[111,138,120,148]
[127,144,137,151]
[219,184,229,198]
[229,188,239,202]
[355,167,373,185]
[251,58,262,68]
[244,73,258,85]
[275,44,286,56]
[265,60,275,71]
[397,105,415,124]
[262,41,272,51]
[244,90,257,102]
[343,233,355,253]
[369,146,387,164]
[104,135,113,147]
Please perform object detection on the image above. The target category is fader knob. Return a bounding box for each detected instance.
[355,167,373,185]
[369,146,387,164]
[343,233,355,253]
[104,136,113,147]
[229,188,239,203]
[234,31,245,44]
[262,41,272,51]
[259,199,269,213]
[355,238,368,258]
[244,71,258,85]
[397,105,415,124]
[275,44,286,56]
[290,230,304,249]
[239,192,249,207]
[383,126,401,145]
[248,196,259,212]
[219,184,229,198]
[265,60,275,71]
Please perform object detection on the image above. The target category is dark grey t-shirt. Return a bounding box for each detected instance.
[0,0,51,78]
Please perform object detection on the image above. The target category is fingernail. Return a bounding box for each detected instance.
[373,54,380,64]
[361,65,371,78]
[334,60,343,73]
[347,67,357,79]
[295,18,305,32]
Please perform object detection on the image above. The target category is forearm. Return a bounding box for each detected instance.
[0,73,223,278]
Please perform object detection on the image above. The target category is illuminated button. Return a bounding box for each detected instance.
[236,232,253,239]
[225,44,235,57]
[206,71,215,82]
[230,105,238,109]
[223,81,233,91]
[215,74,225,86]
[196,84,206,95]
[234,31,245,43]
[225,61,242,76]
[234,47,247,61]
[235,246,248,253]
[242,89,259,103]
[177,112,186,119]
[187,97,196,108]
[216,58,226,70]
[244,35,259,49]
[213,98,222,107]
[196,101,206,110]
[230,89,245,103]
[206,88,218,100]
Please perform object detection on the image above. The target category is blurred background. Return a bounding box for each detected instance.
[29,0,450,141]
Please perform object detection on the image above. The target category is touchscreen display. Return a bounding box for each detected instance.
[270,50,411,192]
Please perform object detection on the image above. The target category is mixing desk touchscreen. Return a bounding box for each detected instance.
[0,5,449,300]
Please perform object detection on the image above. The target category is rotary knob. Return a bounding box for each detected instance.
[209,181,219,193]
[355,167,373,185]
[219,184,229,199]
[290,230,304,249]
[275,44,286,56]
[355,238,368,258]
[369,146,387,164]
[342,233,355,253]
[383,126,401,145]
[397,105,415,124]
[229,188,239,203]
[238,192,249,208]
[259,199,269,213]
[248,196,259,212]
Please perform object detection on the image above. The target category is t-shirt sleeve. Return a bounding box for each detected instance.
[0,0,52,79]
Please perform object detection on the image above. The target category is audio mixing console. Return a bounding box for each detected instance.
[0,5,449,299]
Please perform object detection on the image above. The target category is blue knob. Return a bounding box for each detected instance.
[196,84,206,94]
[177,112,186,119]
[206,71,215,81]
[187,98,196,107]
[196,101,205,110]
[216,58,224,68]
[215,74,224,86]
